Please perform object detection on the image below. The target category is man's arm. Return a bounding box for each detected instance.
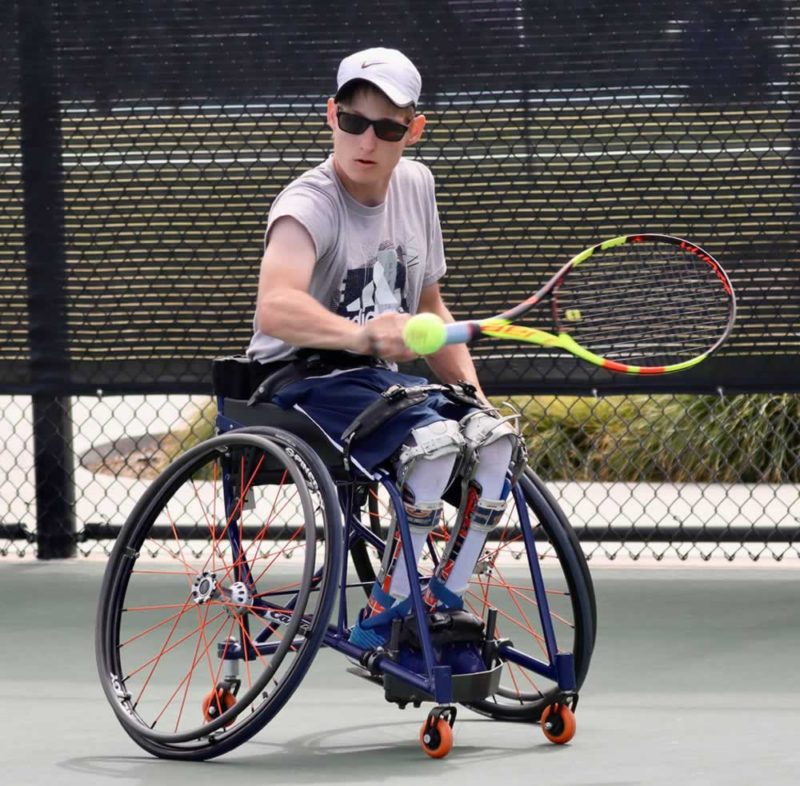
[256,216,416,363]
[417,283,489,402]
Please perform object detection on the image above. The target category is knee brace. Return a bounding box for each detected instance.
[368,421,464,608]
[459,410,527,492]
[423,412,527,608]
[394,419,465,492]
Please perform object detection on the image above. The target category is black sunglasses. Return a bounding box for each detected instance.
[336,110,410,142]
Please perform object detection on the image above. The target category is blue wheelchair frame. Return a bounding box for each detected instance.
[215,395,577,709]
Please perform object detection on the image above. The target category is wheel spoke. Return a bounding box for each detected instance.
[97,431,342,755]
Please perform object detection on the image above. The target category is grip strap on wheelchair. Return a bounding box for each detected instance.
[340,381,485,472]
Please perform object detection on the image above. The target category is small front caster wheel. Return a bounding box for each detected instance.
[201,686,237,723]
[541,702,576,744]
[419,717,454,759]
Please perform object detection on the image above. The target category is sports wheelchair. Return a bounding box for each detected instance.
[96,356,596,760]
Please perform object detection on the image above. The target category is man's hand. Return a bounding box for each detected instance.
[354,312,417,363]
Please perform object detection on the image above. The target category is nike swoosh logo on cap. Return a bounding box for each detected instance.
[361,61,387,68]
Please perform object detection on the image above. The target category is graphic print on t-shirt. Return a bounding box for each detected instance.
[337,241,417,324]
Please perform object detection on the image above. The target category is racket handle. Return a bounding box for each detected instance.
[403,314,484,355]
[443,321,481,345]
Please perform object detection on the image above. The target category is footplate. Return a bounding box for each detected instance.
[384,661,503,705]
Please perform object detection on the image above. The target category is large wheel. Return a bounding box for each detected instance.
[347,468,596,722]
[96,429,342,760]
[462,468,595,721]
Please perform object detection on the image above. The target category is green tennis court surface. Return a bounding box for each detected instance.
[3,560,798,785]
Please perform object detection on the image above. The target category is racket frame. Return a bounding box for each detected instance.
[441,234,736,375]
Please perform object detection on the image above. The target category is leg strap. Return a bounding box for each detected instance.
[426,576,464,610]
[424,483,509,608]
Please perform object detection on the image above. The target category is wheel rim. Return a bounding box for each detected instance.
[98,433,338,748]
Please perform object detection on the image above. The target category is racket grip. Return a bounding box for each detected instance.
[443,321,481,345]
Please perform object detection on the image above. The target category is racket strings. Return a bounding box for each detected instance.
[554,243,732,366]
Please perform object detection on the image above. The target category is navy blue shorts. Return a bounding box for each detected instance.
[272,367,472,475]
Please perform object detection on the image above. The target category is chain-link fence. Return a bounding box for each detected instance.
[1,1,798,560]
[1,391,797,561]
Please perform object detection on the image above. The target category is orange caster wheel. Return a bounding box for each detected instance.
[419,706,456,759]
[541,702,577,744]
[420,718,454,759]
[201,686,237,723]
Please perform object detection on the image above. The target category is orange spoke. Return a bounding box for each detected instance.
[464,586,548,657]
[199,454,273,586]
[239,615,288,668]
[228,460,281,570]
[189,469,229,579]
[120,607,187,647]
[149,612,232,727]
[173,603,221,731]
[195,602,230,701]
[505,657,524,697]
[491,562,541,635]
[512,659,543,693]
[127,607,226,681]
[142,538,199,577]
[470,578,568,597]
[125,602,196,612]
[493,621,545,700]
[252,578,304,598]
[197,468,236,582]
[478,569,575,630]
[131,594,196,706]
[206,617,239,714]
[238,489,299,579]
[248,522,307,587]
[166,504,196,591]
[483,533,524,561]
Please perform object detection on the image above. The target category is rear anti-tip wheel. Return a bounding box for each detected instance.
[419,717,454,759]
[541,702,577,744]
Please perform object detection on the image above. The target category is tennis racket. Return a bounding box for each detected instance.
[404,234,736,375]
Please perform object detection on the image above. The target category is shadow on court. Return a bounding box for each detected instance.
[2,559,799,786]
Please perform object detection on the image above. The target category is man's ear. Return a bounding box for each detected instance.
[326,97,337,131]
[405,113,427,146]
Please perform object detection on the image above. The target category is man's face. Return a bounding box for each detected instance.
[326,89,425,200]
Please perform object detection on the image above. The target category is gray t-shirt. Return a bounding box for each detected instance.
[247,155,446,363]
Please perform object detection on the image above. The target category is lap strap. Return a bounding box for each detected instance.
[340,381,485,472]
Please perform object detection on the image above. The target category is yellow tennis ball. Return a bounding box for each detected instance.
[403,313,447,355]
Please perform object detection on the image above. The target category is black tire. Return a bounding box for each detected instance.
[95,429,342,760]
[464,467,596,721]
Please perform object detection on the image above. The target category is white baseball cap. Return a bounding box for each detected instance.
[335,47,422,108]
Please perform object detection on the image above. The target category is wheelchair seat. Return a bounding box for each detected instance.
[219,397,351,479]
[212,356,355,480]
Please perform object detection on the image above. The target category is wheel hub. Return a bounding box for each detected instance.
[191,572,219,605]
[226,581,253,617]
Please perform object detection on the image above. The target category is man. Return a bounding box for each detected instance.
[247,47,522,651]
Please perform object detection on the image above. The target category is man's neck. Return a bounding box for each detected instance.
[331,157,391,207]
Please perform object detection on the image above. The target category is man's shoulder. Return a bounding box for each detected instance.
[391,158,436,206]
[394,156,435,186]
[278,158,340,206]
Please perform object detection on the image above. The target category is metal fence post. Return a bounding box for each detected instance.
[17,0,76,559]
